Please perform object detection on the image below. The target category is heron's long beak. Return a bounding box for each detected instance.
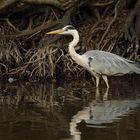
[46,29,64,34]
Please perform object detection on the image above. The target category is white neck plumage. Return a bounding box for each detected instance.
[68,30,81,61]
[68,30,86,67]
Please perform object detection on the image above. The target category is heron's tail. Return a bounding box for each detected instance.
[129,61,140,74]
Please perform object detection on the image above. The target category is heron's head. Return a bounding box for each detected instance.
[46,25,78,36]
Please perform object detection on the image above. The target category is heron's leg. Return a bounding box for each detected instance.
[95,76,100,88]
[95,87,100,101]
[102,75,109,88]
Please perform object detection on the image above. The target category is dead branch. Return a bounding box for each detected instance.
[98,0,121,49]
[92,0,114,7]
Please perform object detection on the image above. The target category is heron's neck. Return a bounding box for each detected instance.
[68,31,86,67]
[68,32,81,61]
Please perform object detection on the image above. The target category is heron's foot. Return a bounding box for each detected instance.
[103,87,109,100]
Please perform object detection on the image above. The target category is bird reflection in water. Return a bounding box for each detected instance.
[67,88,140,140]
[94,87,109,102]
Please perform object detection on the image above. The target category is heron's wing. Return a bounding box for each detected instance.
[83,50,134,75]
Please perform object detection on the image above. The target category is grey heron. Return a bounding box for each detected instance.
[47,25,140,88]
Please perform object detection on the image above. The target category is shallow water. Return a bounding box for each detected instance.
[0,76,140,140]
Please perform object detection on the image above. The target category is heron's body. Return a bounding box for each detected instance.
[47,25,140,88]
[82,50,140,76]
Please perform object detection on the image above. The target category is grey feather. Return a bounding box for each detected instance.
[83,50,140,76]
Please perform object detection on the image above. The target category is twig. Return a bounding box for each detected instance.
[6,18,20,32]
[0,63,8,74]
[92,0,114,7]
[97,0,121,49]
